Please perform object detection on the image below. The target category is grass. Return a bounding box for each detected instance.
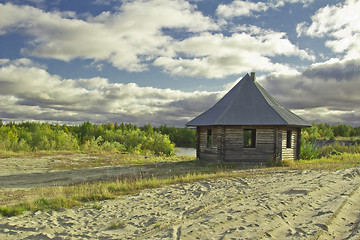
[0,165,246,217]
[0,150,79,159]
[92,203,102,210]
[109,220,126,229]
[50,153,196,170]
[284,153,360,170]
[0,150,196,170]
[0,197,78,217]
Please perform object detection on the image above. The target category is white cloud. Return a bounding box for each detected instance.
[0,59,10,65]
[155,30,314,78]
[297,0,360,59]
[0,2,315,79]
[216,1,269,18]
[2,56,360,126]
[0,1,217,72]
[0,58,218,126]
[216,0,314,18]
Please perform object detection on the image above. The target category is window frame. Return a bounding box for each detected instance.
[244,129,256,148]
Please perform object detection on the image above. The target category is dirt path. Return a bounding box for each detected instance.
[1,167,360,239]
[0,154,196,188]
[0,165,163,188]
[318,179,360,240]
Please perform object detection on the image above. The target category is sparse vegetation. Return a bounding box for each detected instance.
[286,153,360,170]
[300,140,360,160]
[0,196,78,217]
[92,203,102,210]
[300,122,360,160]
[2,150,360,218]
[109,220,126,229]
[0,166,243,217]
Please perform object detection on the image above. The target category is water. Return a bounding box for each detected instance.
[175,147,196,156]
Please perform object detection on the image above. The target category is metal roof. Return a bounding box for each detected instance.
[186,73,311,127]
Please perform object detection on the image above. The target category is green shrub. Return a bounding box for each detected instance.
[0,205,27,217]
[300,140,360,160]
[314,143,360,158]
[300,143,319,160]
[0,121,175,156]
[143,132,175,156]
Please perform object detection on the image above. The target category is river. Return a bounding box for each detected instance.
[175,147,196,156]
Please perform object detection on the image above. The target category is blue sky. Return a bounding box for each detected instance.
[0,0,359,126]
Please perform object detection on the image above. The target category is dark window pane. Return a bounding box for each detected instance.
[207,129,212,147]
[244,129,256,148]
[287,130,292,148]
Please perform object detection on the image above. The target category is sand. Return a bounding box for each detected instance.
[0,154,198,188]
[0,156,360,239]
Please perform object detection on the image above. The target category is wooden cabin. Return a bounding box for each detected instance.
[186,73,310,164]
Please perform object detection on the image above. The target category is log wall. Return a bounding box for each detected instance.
[281,128,298,160]
[197,126,301,163]
[198,126,218,162]
[223,127,275,162]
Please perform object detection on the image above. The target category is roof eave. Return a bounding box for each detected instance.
[186,123,311,128]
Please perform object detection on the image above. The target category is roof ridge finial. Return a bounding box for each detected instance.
[251,72,256,82]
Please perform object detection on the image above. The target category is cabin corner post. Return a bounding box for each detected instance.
[274,128,282,161]
[196,126,200,159]
[296,128,301,160]
[216,126,225,163]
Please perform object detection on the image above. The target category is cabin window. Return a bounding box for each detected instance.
[207,129,212,147]
[244,129,256,148]
[286,130,292,148]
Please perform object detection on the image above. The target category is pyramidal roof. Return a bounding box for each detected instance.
[186,73,310,127]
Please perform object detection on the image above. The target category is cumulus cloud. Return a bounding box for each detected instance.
[297,0,360,59]
[2,57,358,126]
[216,0,314,18]
[0,1,217,72]
[260,58,360,125]
[0,58,218,126]
[0,2,314,78]
[154,30,314,78]
[216,1,269,18]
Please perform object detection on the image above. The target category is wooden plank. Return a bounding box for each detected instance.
[198,126,306,163]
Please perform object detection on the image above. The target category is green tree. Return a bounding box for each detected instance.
[141,123,154,136]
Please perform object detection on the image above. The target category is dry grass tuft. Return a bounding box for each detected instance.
[284,153,360,170]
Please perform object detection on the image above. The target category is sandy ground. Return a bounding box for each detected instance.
[0,156,360,239]
[0,164,178,189]
[0,154,197,189]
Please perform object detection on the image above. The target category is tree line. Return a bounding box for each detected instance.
[300,122,360,160]
[302,122,360,143]
[0,121,184,156]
